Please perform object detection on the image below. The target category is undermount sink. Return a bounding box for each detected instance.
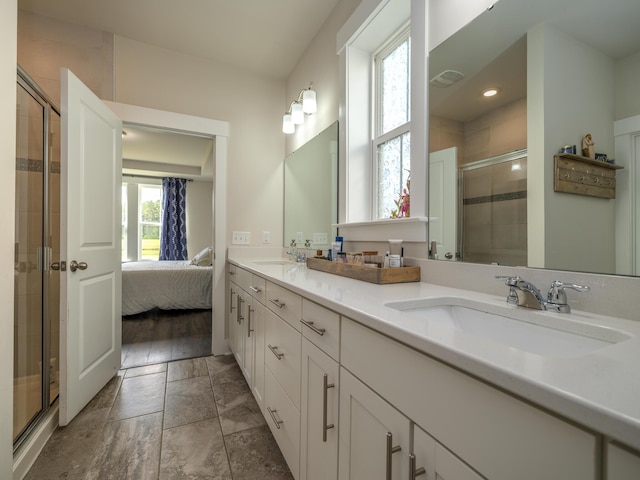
[385,297,631,358]
[252,260,291,265]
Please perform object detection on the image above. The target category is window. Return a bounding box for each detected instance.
[138,184,162,260]
[374,29,411,218]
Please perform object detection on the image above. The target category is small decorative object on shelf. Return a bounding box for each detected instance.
[582,133,595,159]
[554,153,623,199]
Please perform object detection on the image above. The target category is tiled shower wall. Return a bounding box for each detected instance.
[429,97,527,265]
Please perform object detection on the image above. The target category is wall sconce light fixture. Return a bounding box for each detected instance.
[282,83,317,134]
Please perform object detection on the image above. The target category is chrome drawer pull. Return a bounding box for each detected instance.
[301,319,325,336]
[237,295,243,324]
[409,454,426,479]
[386,432,401,480]
[250,286,262,293]
[269,298,286,309]
[267,407,283,429]
[268,344,284,360]
[322,374,335,442]
[230,289,236,313]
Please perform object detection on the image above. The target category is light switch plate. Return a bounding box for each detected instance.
[262,231,270,244]
[296,231,304,244]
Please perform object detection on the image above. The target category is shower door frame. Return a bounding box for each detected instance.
[14,67,60,453]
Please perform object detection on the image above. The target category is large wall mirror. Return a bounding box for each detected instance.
[428,0,640,276]
[284,122,338,249]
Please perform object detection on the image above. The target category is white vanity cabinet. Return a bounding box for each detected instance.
[264,280,303,478]
[413,425,484,480]
[340,317,598,480]
[227,266,264,409]
[339,367,410,480]
[607,443,640,480]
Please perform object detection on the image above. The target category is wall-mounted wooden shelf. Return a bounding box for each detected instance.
[554,153,623,199]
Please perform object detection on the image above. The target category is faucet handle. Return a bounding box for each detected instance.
[495,275,521,286]
[547,280,590,305]
[495,275,521,304]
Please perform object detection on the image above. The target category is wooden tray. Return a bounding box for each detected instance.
[306,257,420,284]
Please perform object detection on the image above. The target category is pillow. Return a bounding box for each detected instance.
[190,246,212,266]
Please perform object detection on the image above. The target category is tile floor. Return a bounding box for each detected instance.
[24,355,293,480]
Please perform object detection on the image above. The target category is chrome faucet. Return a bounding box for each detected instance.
[286,240,307,263]
[497,276,590,313]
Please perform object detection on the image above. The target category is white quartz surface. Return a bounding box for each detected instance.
[229,256,640,451]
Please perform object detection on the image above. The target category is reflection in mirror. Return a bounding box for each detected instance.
[429,0,640,276]
[284,122,338,249]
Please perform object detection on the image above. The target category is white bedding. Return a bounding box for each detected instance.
[122,260,212,316]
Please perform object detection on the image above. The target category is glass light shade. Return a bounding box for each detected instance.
[291,102,304,124]
[282,113,295,134]
[302,88,317,114]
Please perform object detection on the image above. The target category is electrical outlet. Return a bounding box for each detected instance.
[262,231,270,244]
[313,232,328,245]
[296,231,304,244]
[232,231,251,245]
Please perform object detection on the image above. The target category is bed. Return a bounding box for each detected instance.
[121,260,212,316]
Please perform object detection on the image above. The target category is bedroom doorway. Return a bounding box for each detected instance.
[105,100,229,362]
[119,126,216,368]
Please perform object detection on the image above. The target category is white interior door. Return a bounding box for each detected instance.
[429,147,458,260]
[59,68,122,426]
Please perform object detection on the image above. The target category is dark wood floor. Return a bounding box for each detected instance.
[121,308,212,369]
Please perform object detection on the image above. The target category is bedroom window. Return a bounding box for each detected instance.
[139,184,162,260]
[122,184,128,261]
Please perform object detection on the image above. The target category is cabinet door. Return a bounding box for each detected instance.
[243,295,255,392]
[234,290,246,371]
[607,443,640,480]
[251,299,266,410]
[301,339,339,480]
[413,425,484,480]
[339,367,409,480]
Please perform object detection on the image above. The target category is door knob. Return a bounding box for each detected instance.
[69,260,88,272]
[50,261,67,271]
[445,252,453,259]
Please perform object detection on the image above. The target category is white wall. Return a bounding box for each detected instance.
[528,23,616,273]
[1,2,17,477]
[186,180,214,256]
[616,51,640,121]
[114,37,285,248]
[285,0,361,156]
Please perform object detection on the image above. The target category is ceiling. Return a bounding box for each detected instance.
[121,126,214,180]
[18,0,341,79]
[18,0,341,180]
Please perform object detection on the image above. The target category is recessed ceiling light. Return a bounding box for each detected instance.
[482,88,500,97]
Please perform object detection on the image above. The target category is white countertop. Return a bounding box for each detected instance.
[229,256,640,451]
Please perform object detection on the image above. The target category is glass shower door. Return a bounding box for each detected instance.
[14,80,45,442]
[14,71,61,448]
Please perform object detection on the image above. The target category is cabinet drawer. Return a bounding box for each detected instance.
[265,367,300,479]
[341,317,597,480]
[301,299,340,361]
[266,309,301,408]
[235,266,252,292]
[248,274,266,304]
[266,281,302,331]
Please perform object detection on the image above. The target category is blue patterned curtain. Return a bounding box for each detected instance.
[159,177,188,260]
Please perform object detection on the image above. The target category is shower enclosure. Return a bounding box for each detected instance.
[14,67,61,450]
